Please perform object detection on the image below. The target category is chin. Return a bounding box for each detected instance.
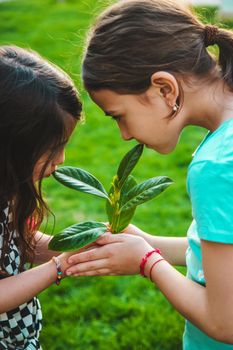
[42,172,51,178]
[150,143,176,154]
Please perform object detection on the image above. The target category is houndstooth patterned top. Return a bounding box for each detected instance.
[0,201,42,350]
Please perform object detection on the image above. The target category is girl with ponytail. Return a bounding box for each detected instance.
[71,1,233,348]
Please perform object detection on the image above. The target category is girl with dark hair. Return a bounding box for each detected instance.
[68,0,233,348]
[0,45,82,350]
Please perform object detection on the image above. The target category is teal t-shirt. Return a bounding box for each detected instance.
[184,118,233,349]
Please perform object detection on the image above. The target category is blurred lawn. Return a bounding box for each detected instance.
[0,1,229,349]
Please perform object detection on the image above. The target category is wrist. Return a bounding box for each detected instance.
[51,256,63,285]
[138,230,157,248]
[145,233,157,247]
[144,254,164,278]
[50,253,71,285]
[140,248,162,277]
[46,259,60,285]
[58,253,73,275]
[139,247,166,282]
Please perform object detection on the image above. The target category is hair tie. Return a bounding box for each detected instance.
[204,25,219,47]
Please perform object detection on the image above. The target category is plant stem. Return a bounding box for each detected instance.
[111,202,119,233]
[110,185,121,233]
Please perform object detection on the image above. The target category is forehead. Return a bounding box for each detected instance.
[89,89,141,113]
[89,89,120,107]
[62,112,78,136]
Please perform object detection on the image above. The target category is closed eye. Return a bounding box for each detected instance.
[110,115,121,122]
[105,112,121,122]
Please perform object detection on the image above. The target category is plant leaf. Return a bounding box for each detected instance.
[117,144,144,189]
[120,175,137,203]
[121,176,173,211]
[48,221,107,251]
[116,176,138,232]
[106,176,137,233]
[53,166,109,200]
[115,206,136,233]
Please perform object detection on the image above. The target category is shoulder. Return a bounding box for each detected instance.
[188,160,233,242]
[191,118,233,164]
[188,119,233,191]
[186,122,233,243]
[188,158,233,196]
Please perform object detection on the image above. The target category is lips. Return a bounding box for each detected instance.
[51,166,58,174]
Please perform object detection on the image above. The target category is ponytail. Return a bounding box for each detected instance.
[215,27,233,90]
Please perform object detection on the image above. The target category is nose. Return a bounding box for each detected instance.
[119,127,132,141]
[55,149,65,165]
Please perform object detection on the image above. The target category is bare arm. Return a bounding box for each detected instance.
[0,252,72,313]
[66,233,233,343]
[123,224,187,265]
[33,231,60,264]
[150,236,187,265]
[0,230,94,313]
[145,239,233,343]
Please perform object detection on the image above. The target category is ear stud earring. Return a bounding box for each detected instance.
[172,103,179,114]
[167,101,180,116]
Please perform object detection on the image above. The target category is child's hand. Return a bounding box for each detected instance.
[122,224,155,247]
[103,222,146,237]
[122,224,148,237]
[58,242,98,275]
[58,251,76,275]
[65,233,153,277]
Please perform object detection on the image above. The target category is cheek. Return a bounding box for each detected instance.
[33,166,40,182]
[33,161,51,181]
[33,163,42,175]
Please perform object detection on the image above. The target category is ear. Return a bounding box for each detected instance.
[150,71,179,108]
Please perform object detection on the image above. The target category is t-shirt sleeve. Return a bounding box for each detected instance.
[188,160,233,243]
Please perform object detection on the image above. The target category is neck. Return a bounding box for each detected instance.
[183,78,233,132]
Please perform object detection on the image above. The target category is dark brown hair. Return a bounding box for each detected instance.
[0,46,82,273]
[82,0,233,94]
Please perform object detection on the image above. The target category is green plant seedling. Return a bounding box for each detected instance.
[49,144,173,251]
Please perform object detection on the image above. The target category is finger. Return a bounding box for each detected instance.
[66,258,109,275]
[78,244,99,253]
[67,246,109,264]
[95,233,123,245]
[68,234,122,264]
[64,244,98,264]
[73,270,125,277]
[73,269,113,277]
[77,242,98,253]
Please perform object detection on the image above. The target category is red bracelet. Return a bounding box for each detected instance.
[140,248,161,277]
[149,258,165,281]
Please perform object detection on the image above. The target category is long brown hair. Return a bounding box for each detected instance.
[0,46,82,273]
[82,0,233,94]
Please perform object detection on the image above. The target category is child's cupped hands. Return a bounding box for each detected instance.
[58,242,98,275]
[64,230,153,277]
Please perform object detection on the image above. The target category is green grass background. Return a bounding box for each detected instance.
[0,1,229,349]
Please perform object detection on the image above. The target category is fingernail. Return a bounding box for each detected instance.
[66,271,72,276]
